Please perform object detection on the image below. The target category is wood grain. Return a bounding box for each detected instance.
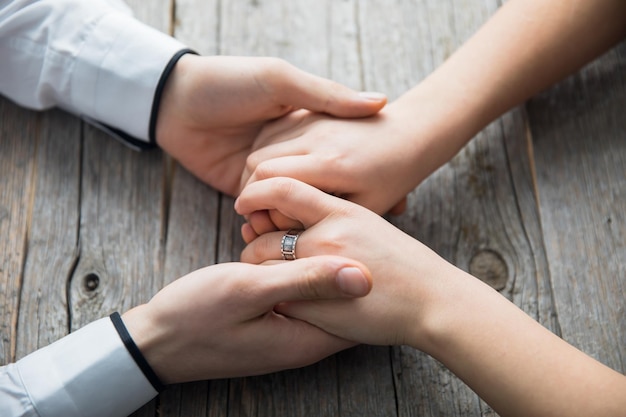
[70,126,165,417]
[360,1,494,415]
[15,110,81,359]
[217,1,402,416]
[0,99,39,364]
[527,42,626,372]
[1,1,624,416]
[157,1,229,415]
[159,167,225,417]
[357,1,557,416]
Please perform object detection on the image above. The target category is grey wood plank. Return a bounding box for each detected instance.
[173,0,219,55]
[227,361,340,417]
[157,0,229,415]
[126,0,172,33]
[163,167,220,281]
[358,1,557,416]
[160,379,229,417]
[328,2,399,416]
[500,108,561,334]
[68,2,173,416]
[335,345,398,417]
[391,108,557,417]
[61,0,169,334]
[218,1,341,415]
[160,168,226,417]
[527,41,626,373]
[327,0,365,91]
[219,0,329,73]
[15,109,81,359]
[71,1,173,405]
[70,125,165,417]
[218,1,397,416]
[360,2,490,416]
[0,98,39,364]
[217,195,245,264]
[0,2,620,417]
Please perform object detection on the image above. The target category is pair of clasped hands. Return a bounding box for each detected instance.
[121,0,626,412]
[122,54,437,384]
[120,54,626,417]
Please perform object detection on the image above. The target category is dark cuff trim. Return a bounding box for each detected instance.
[81,115,156,151]
[109,312,166,393]
[148,48,198,145]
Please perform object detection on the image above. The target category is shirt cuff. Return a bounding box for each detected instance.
[16,317,157,417]
[109,312,165,392]
[71,12,187,142]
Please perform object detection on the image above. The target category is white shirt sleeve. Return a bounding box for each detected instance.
[0,317,157,417]
[0,0,187,142]
[1,1,180,414]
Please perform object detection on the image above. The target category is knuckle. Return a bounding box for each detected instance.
[264,57,289,73]
[320,148,356,180]
[253,58,290,100]
[272,177,296,200]
[296,265,326,299]
[320,81,343,112]
[253,161,278,180]
[261,58,290,85]
[318,149,343,171]
[245,152,261,173]
[241,235,277,264]
[318,227,350,253]
[252,235,278,262]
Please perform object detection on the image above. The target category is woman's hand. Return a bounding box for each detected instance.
[240,103,434,216]
[235,177,626,417]
[235,177,457,347]
[121,256,372,385]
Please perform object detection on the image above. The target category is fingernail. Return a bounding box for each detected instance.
[337,267,369,296]
[358,91,386,101]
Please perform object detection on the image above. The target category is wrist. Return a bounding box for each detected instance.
[153,51,197,147]
[400,261,480,350]
[381,240,473,349]
[120,306,172,385]
[383,82,480,186]
[412,265,513,357]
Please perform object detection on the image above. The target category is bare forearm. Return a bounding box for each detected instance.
[418,269,626,417]
[402,4,626,410]
[393,0,626,181]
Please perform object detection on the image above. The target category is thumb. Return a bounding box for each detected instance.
[276,64,387,118]
[264,256,372,305]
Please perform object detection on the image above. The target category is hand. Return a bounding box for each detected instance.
[235,177,457,347]
[121,256,372,384]
[236,178,626,417]
[236,91,458,214]
[240,101,440,215]
[155,55,387,196]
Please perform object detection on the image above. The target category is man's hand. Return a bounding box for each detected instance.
[155,55,386,195]
[121,256,371,384]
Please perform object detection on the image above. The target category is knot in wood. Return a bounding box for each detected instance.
[83,273,100,292]
[469,250,508,290]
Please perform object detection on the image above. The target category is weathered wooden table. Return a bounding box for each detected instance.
[1,1,624,416]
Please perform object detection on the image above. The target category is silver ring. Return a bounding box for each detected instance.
[280,229,302,260]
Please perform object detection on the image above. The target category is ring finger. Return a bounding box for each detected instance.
[241,230,309,264]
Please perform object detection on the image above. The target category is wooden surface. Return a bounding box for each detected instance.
[1,1,625,416]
